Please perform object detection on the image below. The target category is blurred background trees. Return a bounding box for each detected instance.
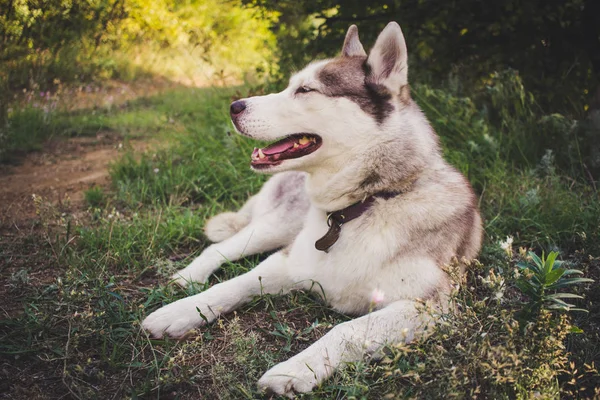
[0,0,276,91]
[244,0,600,116]
[1,0,599,176]
[2,0,598,114]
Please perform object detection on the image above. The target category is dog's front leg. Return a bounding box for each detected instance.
[171,218,295,286]
[143,251,293,338]
[258,300,431,396]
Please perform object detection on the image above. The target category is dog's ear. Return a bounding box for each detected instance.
[366,22,408,95]
[341,25,367,57]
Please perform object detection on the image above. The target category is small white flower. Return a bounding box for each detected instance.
[153,168,159,173]
[494,289,505,300]
[371,288,385,304]
[499,236,514,250]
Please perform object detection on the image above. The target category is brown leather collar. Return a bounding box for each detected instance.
[315,192,398,252]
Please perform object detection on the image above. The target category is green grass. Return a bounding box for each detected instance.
[1,80,599,398]
[0,87,177,162]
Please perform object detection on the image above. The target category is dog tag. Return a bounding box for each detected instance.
[315,221,342,252]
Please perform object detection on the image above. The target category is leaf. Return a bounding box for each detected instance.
[529,251,542,264]
[548,277,594,290]
[548,298,575,309]
[544,251,558,275]
[196,306,209,324]
[528,252,544,273]
[126,361,145,367]
[547,303,571,310]
[561,269,584,276]
[529,274,543,286]
[270,330,288,339]
[515,279,537,296]
[569,326,584,334]
[544,267,565,286]
[546,293,583,300]
[566,308,590,313]
[516,261,530,270]
[107,291,124,302]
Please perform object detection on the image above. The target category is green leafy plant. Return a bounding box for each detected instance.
[516,251,593,317]
[84,186,106,208]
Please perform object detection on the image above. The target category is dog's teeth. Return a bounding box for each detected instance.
[298,136,310,145]
[258,149,266,159]
[293,143,299,148]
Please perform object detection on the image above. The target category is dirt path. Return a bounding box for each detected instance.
[0,133,149,229]
[0,80,168,321]
[0,79,178,229]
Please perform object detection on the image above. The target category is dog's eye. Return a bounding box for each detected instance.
[296,86,314,94]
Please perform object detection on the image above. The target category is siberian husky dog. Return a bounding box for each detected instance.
[143,22,483,396]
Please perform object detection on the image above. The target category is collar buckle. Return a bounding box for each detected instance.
[315,192,398,252]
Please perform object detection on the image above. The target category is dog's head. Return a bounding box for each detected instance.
[231,22,414,174]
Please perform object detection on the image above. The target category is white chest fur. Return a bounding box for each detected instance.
[287,204,446,315]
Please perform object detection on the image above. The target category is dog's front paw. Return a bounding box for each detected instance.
[142,298,212,338]
[257,358,321,397]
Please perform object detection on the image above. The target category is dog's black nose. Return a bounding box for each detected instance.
[230,100,246,116]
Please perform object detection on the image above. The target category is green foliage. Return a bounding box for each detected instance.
[0,0,127,87]
[246,0,600,115]
[0,0,277,152]
[0,0,275,88]
[0,105,55,161]
[0,83,161,162]
[340,255,596,399]
[106,0,277,83]
[75,206,206,272]
[516,251,594,318]
[84,186,106,208]
[388,283,579,398]
[108,87,265,208]
[411,77,600,250]
[481,168,599,251]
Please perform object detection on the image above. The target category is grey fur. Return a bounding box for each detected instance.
[316,23,411,124]
[365,21,409,95]
[317,57,395,124]
[341,25,367,57]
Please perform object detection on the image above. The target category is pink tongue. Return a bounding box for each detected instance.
[262,137,296,155]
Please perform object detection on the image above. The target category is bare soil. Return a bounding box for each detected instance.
[1,78,179,228]
[0,132,148,228]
